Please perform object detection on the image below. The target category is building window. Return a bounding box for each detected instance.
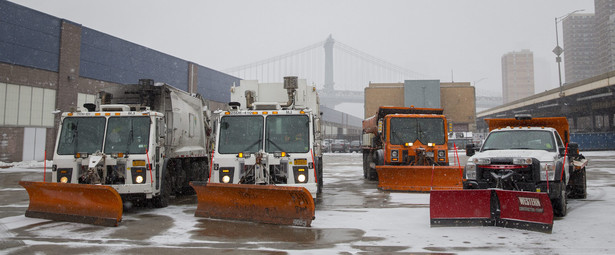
[0,83,56,127]
[577,116,592,132]
[596,115,604,129]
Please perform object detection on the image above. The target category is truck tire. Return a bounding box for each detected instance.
[366,151,380,181]
[367,167,378,181]
[569,167,587,199]
[152,170,171,208]
[362,152,369,179]
[317,156,323,194]
[553,182,567,217]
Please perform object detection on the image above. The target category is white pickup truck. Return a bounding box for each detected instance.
[464,115,588,217]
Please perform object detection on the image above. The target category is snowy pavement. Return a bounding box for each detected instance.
[1,151,614,254]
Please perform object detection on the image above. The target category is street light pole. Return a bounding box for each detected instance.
[553,9,584,98]
[554,17,563,97]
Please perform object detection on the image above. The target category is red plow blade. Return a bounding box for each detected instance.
[19,181,123,227]
[430,189,553,233]
[190,182,315,227]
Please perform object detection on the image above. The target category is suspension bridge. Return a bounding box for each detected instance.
[223,35,501,116]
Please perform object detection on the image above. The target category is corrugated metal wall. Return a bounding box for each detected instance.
[80,28,190,91]
[1,1,239,103]
[198,65,239,103]
[571,133,615,151]
[0,1,61,72]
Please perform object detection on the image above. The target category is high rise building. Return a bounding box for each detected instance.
[501,50,535,104]
[562,1,615,83]
[594,0,615,76]
[562,14,596,83]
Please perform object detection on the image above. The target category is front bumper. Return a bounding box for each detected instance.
[463,180,564,199]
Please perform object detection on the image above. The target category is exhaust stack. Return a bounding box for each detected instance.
[282,76,298,108]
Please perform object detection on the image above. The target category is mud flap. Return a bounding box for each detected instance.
[190,182,315,227]
[376,165,463,192]
[19,181,123,227]
[430,189,553,233]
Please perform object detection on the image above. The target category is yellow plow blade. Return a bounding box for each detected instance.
[19,181,123,227]
[190,182,315,227]
[376,165,463,192]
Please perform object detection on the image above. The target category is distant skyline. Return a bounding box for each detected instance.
[10,0,595,116]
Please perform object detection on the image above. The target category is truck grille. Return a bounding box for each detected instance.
[270,164,288,184]
[476,157,541,190]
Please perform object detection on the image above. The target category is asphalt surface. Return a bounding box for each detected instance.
[1,151,614,254]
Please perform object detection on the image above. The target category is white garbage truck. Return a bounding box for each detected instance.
[208,76,323,198]
[21,79,210,226]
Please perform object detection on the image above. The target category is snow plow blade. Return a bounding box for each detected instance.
[190,182,315,227]
[19,181,123,227]
[430,190,553,233]
[376,165,463,192]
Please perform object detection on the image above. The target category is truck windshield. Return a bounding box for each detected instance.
[104,116,151,154]
[482,130,556,152]
[218,115,264,154]
[56,117,106,155]
[265,115,310,153]
[389,117,445,145]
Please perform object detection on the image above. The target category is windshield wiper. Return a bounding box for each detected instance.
[391,131,405,144]
[267,138,284,151]
[243,139,261,152]
[72,124,79,154]
[126,119,134,154]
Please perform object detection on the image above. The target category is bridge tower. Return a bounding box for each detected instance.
[323,34,335,92]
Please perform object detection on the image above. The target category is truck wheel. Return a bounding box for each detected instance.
[367,166,378,181]
[569,167,587,199]
[152,170,171,208]
[553,183,567,217]
[317,157,323,194]
[362,152,369,179]
[368,151,381,181]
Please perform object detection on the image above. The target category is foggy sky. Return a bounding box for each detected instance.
[11,0,595,98]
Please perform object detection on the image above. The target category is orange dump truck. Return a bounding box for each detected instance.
[361,106,463,191]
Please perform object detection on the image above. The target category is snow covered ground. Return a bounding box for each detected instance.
[1,151,614,254]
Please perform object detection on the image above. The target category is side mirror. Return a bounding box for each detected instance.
[466,143,475,157]
[567,143,580,157]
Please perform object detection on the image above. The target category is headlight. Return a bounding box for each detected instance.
[60,176,69,183]
[405,142,413,147]
[540,162,556,181]
[465,164,477,179]
[473,158,491,165]
[437,150,446,158]
[297,174,306,183]
[222,175,231,183]
[391,150,399,161]
[427,143,434,147]
[219,168,235,183]
[135,175,144,184]
[513,158,532,165]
